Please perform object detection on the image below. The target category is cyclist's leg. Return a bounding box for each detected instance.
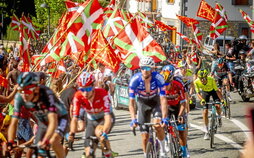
[51,115,69,158]
[211,90,222,116]
[84,119,97,156]
[201,91,210,131]
[137,99,151,153]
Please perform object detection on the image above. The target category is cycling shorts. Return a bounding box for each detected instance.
[34,115,69,144]
[168,105,186,123]
[84,112,115,147]
[201,90,220,109]
[216,74,228,88]
[137,95,162,133]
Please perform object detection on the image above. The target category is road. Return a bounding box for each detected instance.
[67,93,253,158]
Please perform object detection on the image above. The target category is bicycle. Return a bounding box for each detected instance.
[16,144,53,158]
[207,101,222,148]
[165,115,182,158]
[132,123,160,158]
[221,84,231,119]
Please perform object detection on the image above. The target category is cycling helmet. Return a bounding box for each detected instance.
[197,69,208,78]
[217,58,225,64]
[17,72,39,88]
[239,35,247,40]
[178,61,187,68]
[162,64,175,73]
[139,56,155,67]
[77,72,95,87]
[161,64,175,83]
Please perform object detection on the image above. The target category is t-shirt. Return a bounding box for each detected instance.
[60,86,77,112]
[194,76,218,93]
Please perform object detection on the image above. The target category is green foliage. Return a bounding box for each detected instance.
[4,25,19,41]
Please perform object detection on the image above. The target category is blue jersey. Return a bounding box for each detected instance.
[129,72,166,99]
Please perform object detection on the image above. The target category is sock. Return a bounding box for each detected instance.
[204,126,208,133]
[104,151,112,158]
[158,139,166,153]
[181,145,187,157]
[144,152,147,158]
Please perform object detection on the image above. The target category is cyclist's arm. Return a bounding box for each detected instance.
[7,117,18,142]
[43,113,57,142]
[178,102,186,117]
[129,76,138,120]
[161,96,168,119]
[178,84,186,116]
[129,98,136,119]
[70,96,81,134]
[102,92,112,133]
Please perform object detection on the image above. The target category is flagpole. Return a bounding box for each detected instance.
[59,12,139,94]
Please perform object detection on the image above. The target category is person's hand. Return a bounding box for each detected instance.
[130,119,138,128]
[38,138,49,149]
[100,132,108,142]
[221,100,226,106]
[200,99,206,105]
[7,140,17,151]
[178,116,184,124]
[161,118,170,127]
[68,133,75,142]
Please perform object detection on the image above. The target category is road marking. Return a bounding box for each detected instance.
[230,119,251,139]
[190,123,244,153]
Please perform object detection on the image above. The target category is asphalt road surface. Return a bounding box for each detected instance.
[67,93,253,158]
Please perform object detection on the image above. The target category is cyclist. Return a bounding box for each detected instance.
[69,72,115,158]
[129,56,168,158]
[211,58,233,101]
[161,65,189,158]
[194,69,225,140]
[7,72,69,158]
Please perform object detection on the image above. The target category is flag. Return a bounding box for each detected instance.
[90,29,120,72]
[154,20,176,31]
[209,3,228,39]
[197,0,215,22]
[137,12,154,28]
[239,9,254,33]
[21,15,40,39]
[52,60,66,78]
[176,15,199,27]
[31,54,45,65]
[176,32,190,43]
[10,14,20,31]
[113,18,166,70]
[192,24,202,46]
[0,75,8,88]
[19,24,31,72]
[215,3,228,22]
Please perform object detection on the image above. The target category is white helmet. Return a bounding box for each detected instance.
[139,56,155,67]
[239,35,247,40]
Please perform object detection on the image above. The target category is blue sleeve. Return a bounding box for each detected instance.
[12,93,23,119]
[155,73,166,96]
[129,73,140,99]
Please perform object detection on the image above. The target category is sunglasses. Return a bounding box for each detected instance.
[79,87,93,92]
[19,87,37,95]
[141,66,152,71]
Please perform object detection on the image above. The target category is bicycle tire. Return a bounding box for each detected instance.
[146,142,155,158]
[169,129,181,158]
[210,114,215,148]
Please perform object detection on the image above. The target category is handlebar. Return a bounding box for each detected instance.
[206,101,223,105]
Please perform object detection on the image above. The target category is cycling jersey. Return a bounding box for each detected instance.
[165,80,186,106]
[129,71,165,99]
[12,85,68,124]
[211,64,230,77]
[194,76,218,93]
[72,88,111,121]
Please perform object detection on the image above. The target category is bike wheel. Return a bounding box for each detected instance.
[169,131,180,158]
[210,114,215,148]
[146,142,156,158]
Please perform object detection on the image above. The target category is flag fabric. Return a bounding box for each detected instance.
[52,60,66,78]
[90,29,120,72]
[176,32,190,43]
[215,3,228,22]
[19,24,31,72]
[209,3,228,39]
[10,14,20,31]
[239,9,254,33]
[21,15,40,39]
[0,75,8,88]
[137,12,154,28]
[31,54,45,65]
[192,24,203,46]
[176,15,199,27]
[154,20,176,31]
[197,0,215,22]
[113,18,166,70]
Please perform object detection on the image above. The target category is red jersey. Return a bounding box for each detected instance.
[165,80,186,106]
[72,88,111,120]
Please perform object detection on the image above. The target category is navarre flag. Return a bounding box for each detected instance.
[209,3,228,39]
[176,15,199,27]
[197,0,215,22]
[90,29,120,72]
[239,9,254,33]
[154,20,176,31]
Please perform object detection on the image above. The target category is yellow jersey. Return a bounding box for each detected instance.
[194,76,218,93]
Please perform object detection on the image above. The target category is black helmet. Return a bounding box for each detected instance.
[17,72,39,88]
